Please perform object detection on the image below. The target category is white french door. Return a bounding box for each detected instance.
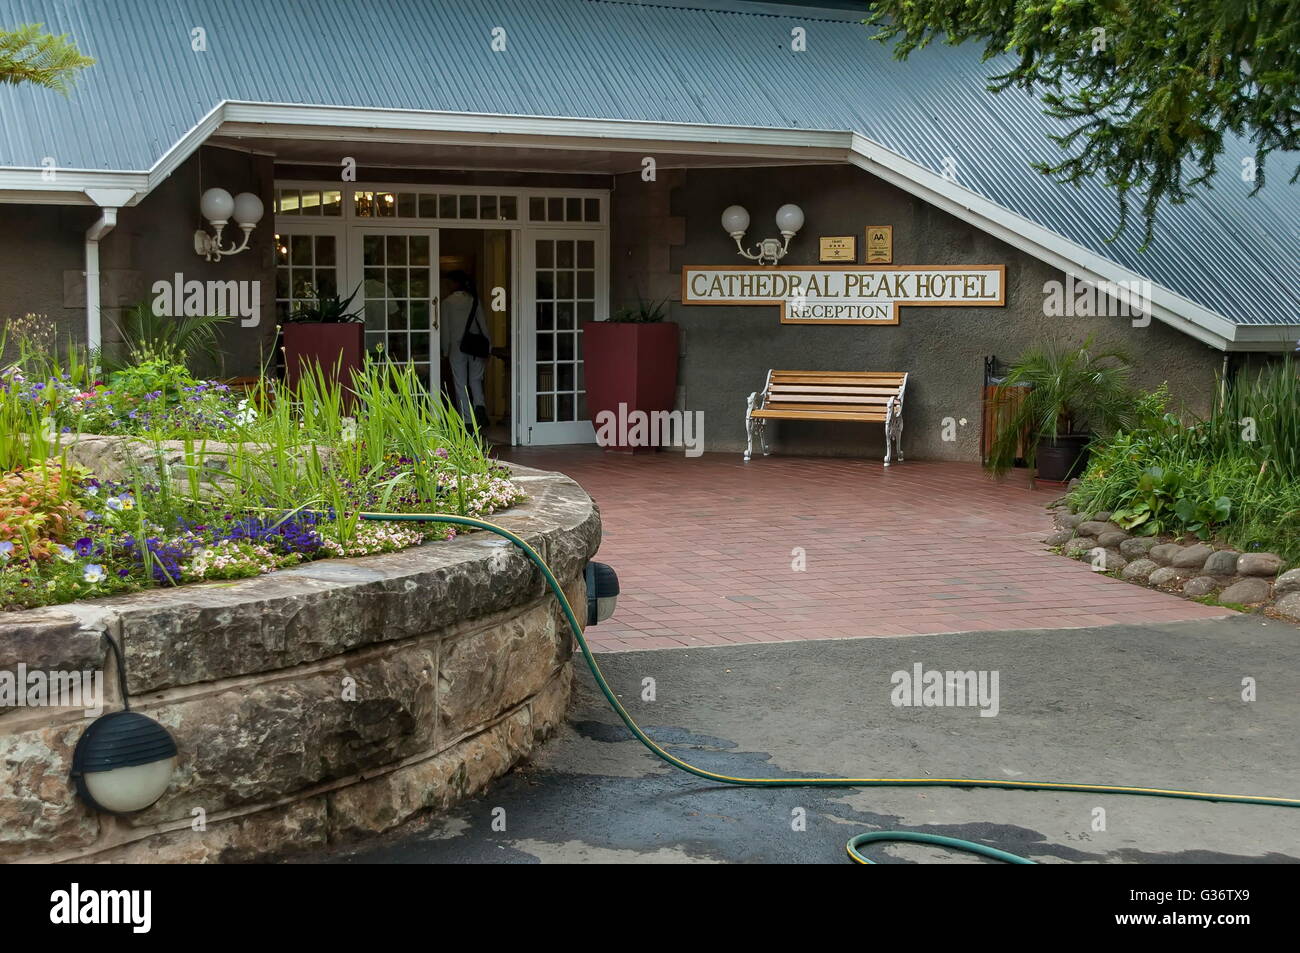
[517,230,604,445]
[349,228,440,395]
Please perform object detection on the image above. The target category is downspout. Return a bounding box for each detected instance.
[84,208,116,354]
[82,188,139,360]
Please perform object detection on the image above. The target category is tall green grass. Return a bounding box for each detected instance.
[179,358,493,543]
[5,333,497,548]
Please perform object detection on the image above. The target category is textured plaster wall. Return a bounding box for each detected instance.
[0,203,98,365]
[611,164,1225,462]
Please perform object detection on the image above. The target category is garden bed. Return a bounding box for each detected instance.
[1029,360,1300,622]
[2,359,522,611]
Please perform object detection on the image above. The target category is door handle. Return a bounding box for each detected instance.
[431,296,439,330]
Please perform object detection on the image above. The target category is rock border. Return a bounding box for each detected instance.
[1045,507,1300,624]
[0,463,600,863]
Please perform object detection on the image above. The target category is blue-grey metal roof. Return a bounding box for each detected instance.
[1,0,1296,329]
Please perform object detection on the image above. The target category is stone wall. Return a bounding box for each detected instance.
[0,463,599,863]
[1047,507,1300,623]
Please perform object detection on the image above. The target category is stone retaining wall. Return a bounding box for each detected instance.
[1046,508,1300,623]
[0,463,600,863]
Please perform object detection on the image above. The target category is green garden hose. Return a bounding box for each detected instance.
[360,510,1300,864]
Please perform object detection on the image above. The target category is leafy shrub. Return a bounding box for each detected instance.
[1070,360,1300,563]
[0,461,88,558]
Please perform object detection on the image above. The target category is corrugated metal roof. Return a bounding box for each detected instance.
[0,0,1296,327]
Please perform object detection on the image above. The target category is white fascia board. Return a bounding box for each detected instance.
[846,136,1240,350]
[1229,324,1300,352]
[218,101,856,158]
[0,171,149,202]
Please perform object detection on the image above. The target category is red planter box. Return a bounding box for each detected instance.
[282,322,364,412]
[582,321,679,453]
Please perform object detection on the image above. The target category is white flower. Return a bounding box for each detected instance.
[83,564,106,583]
[233,399,257,426]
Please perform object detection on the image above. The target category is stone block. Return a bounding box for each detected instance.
[1148,567,1190,588]
[1202,550,1241,575]
[0,723,99,861]
[1218,577,1271,605]
[1274,568,1300,597]
[1121,558,1158,583]
[1237,553,1283,577]
[131,646,437,825]
[1148,543,1183,566]
[438,602,562,740]
[1119,537,1158,559]
[1170,543,1214,569]
[93,798,328,863]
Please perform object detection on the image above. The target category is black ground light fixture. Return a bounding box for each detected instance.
[70,635,178,815]
[585,561,620,626]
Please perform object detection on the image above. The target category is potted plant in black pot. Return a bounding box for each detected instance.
[281,285,364,408]
[581,295,679,453]
[986,337,1138,481]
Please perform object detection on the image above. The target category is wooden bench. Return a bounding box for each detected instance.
[744,370,909,466]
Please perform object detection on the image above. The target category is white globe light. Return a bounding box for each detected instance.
[83,758,178,814]
[775,203,805,235]
[720,204,750,235]
[200,187,235,223]
[232,192,265,226]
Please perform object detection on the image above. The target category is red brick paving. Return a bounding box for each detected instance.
[498,447,1231,653]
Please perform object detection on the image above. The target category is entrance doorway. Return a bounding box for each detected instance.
[437,228,512,443]
[273,183,607,447]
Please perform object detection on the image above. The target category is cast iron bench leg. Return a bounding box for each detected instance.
[743,392,757,461]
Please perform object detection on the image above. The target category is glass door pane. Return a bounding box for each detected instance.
[357,229,438,395]
[533,237,593,424]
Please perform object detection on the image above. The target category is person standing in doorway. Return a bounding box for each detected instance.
[439,270,491,430]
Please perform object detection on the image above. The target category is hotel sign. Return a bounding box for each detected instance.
[681,264,1005,325]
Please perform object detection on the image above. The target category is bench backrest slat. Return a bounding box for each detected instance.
[767,395,896,405]
[770,384,902,395]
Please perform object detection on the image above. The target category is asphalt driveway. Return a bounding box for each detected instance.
[306,615,1300,864]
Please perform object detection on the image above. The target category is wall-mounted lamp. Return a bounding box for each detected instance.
[71,710,178,814]
[70,634,177,815]
[721,203,805,265]
[585,561,620,626]
[194,187,264,262]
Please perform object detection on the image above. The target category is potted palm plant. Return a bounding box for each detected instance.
[282,285,364,406]
[987,337,1137,481]
[582,295,678,453]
